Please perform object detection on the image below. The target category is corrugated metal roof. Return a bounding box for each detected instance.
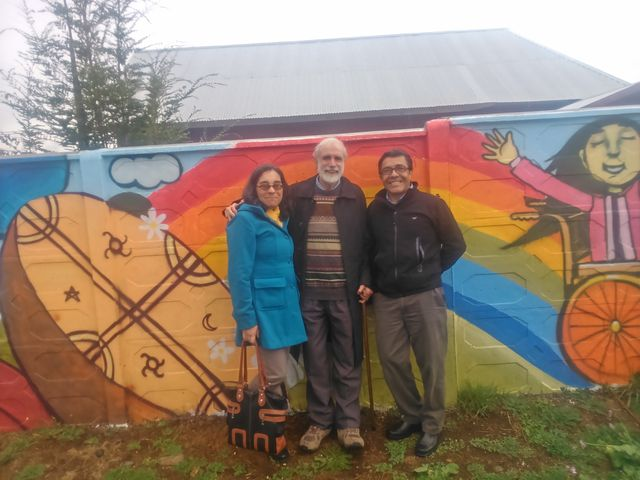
[133,29,628,123]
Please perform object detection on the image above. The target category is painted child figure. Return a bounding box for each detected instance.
[482,117,640,263]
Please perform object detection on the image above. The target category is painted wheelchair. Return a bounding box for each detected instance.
[512,200,640,385]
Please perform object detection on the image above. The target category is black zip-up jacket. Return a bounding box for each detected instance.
[367,185,466,298]
[288,176,370,363]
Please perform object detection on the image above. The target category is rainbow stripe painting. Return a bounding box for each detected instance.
[0,107,638,430]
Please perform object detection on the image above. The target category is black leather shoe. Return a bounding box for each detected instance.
[415,432,441,457]
[270,448,289,462]
[386,421,422,440]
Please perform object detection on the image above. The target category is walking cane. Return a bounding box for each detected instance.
[362,302,376,429]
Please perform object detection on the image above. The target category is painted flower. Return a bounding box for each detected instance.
[207,338,235,364]
[139,208,168,240]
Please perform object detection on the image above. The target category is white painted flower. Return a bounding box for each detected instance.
[139,208,168,240]
[249,354,258,368]
[207,338,235,364]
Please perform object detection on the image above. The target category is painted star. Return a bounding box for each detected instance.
[64,286,80,302]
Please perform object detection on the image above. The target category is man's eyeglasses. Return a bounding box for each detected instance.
[380,165,410,176]
[257,182,284,192]
[320,154,344,162]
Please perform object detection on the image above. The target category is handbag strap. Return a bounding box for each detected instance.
[235,341,269,404]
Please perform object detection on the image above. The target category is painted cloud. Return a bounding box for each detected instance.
[110,154,182,189]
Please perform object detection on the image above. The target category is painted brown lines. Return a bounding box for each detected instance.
[202,313,218,332]
[103,231,131,258]
[18,200,228,410]
[64,286,80,302]
[140,353,165,378]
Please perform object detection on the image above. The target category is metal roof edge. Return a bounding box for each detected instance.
[450,105,640,126]
[133,28,511,54]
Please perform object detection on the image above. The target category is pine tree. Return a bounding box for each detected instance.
[2,0,215,153]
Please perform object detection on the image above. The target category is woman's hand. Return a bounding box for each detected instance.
[242,325,259,345]
[482,129,519,165]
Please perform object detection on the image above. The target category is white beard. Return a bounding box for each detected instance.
[318,170,342,186]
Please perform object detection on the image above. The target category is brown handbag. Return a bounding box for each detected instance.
[226,342,288,457]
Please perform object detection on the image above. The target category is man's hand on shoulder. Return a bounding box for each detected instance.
[224,200,243,221]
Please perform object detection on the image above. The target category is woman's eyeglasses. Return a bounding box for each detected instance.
[380,165,410,176]
[257,182,284,191]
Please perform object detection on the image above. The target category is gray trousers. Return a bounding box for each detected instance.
[373,288,447,435]
[249,346,289,396]
[302,298,361,429]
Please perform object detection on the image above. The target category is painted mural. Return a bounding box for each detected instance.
[426,109,640,390]
[0,109,638,432]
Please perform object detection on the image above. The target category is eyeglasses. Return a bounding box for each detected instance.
[320,154,344,162]
[380,165,410,176]
[257,182,283,192]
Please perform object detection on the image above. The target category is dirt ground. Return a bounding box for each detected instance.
[0,392,637,479]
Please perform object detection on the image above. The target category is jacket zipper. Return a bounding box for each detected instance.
[393,210,398,281]
[416,237,423,272]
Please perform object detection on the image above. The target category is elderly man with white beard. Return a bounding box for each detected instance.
[225,138,372,452]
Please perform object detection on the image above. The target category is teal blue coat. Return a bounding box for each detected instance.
[226,203,307,350]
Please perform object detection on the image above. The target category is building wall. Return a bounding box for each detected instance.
[1,107,638,431]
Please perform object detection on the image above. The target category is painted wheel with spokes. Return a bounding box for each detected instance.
[559,274,640,385]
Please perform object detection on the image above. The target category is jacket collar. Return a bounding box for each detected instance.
[238,203,289,229]
[374,182,419,206]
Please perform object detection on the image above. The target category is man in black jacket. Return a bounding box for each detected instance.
[225,138,372,452]
[367,149,466,457]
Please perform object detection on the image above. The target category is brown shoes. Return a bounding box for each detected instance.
[337,428,364,451]
[299,425,365,452]
[299,425,331,452]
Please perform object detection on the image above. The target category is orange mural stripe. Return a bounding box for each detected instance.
[429,161,544,214]
[193,189,564,279]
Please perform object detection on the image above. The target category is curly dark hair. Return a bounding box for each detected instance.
[242,164,291,220]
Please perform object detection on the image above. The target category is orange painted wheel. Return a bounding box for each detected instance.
[560,274,640,385]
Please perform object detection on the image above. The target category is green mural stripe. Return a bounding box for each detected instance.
[461,226,564,308]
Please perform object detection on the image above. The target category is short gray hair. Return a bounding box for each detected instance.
[312,137,348,160]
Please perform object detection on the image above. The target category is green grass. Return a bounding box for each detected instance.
[127,440,142,451]
[385,438,413,465]
[152,437,182,455]
[470,436,533,458]
[14,464,46,480]
[370,438,414,479]
[83,435,99,446]
[503,395,581,458]
[231,463,247,476]
[581,423,640,479]
[467,463,568,480]
[38,424,85,441]
[457,383,502,417]
[0,437,33,466]
[561,388,608,415]
[434,438,465,454]
[309,445,351,472]
[414,462,459,479]
[175,457,225,480]
[272,445,351,479]
[104,466,158,480]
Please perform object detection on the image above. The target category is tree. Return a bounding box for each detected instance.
[2,0,215,153]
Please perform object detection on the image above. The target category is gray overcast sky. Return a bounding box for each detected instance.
[1,0,639,133]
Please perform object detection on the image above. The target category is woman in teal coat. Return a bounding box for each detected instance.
[226,163,307,400]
